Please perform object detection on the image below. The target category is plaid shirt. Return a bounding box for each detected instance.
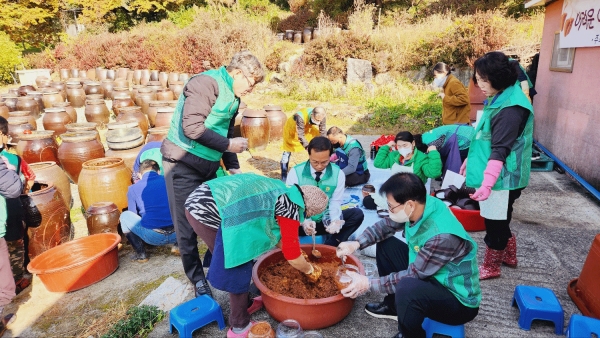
[356,217,471,294]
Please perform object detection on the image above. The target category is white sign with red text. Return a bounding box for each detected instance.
[560,0,600,48]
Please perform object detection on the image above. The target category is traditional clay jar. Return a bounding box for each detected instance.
[115,106,149,138]
[140,69,151,86]
[116,67,129,80]
[58,132,105,183]
[126,70,134,85]
[65,122,98,134]
[17,131,59,165]
[17,85,36,97]
[303,27,312,43]
[50,82,67,101]
[154,106,175,128]
[84,99,110,125]
[3,95,18,112]
[112,93,135,116]
[21,181,72,259]
[131,85,146,103]
[276,32,284,41]
[106,69,116,80]
[155,88,174,101]
[111,87,131,101]
[135,88,156,115]
[285,30,294,41]
[158,72,169,87]
[96,68,108,81]
[178,73,190,83]
[66,83,86,108]
[113,79,128,88]
[101,80,114,100]
[36,76,51,89]
[0,102,8,119]
[263,105,286,141]
[42,91,64,109]
[85,202,120,235]
[241,109,270,151]
[105,143,143,170]
[27,92,45,116]
[146,83,162,93]
[16,96,41,119]
[7,117,33,142]
[149,70,159,82]
[7,88,19,96]
[106,127,144,167]
[168,72,179,86]
[28,161,72,208]
[42,108,72,135]
[312,28,320,39]
[147,101,168,127]
[52,102,77,123]
[169,81,184,100]
[70,69,80,78]
[293,31,302,44]
[8,110,37,130]
[60,69,70,81]
[78,157,131,211]
[133,70,142,85]
[233,101,247,137]
[146,126,169,143]
[84,81,103,96]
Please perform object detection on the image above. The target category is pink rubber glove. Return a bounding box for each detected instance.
[330,153,338,162]
[470,160,503,201]
[459,158,467,176]
[341,271,370,298]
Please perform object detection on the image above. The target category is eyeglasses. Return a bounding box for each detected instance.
[309,159,329,167]
[387,203,404,213]
[242,72,255,91]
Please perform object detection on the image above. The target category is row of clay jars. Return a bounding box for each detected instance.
[42,108,73,135]
[78,157,131,211]
[58,131,105,184]
[28,161,72,208]
[16,131,60,165]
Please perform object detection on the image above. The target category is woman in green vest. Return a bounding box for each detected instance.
[184,173,328,338]
[464,51,534,280]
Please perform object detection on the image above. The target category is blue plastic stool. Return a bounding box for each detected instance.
[565,314,600,337]
[299,235,325,245]
[421,318,465,338]
[511,285,564,334]
[169,295,226,338]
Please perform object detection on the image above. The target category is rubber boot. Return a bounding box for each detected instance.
[503,233,518,267]
[479,246,503,280]
[125,232,148,263]
[280,161,288,182]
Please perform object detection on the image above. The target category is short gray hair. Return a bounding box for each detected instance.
[227,51,265,84]
[313,106,326,119]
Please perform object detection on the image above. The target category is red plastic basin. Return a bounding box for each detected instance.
[450,207,485,232]
[27,233,121,292]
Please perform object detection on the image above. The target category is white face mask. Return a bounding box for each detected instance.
[433,75,447,88]
[389,203,413,223]
[398,146,413,158]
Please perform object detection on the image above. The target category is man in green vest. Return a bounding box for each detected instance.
[326,126,370,186]
[336,173,481,338]
[286,136,363,246]
[160,51,264,298]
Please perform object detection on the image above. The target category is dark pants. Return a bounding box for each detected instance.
[376,236,479,338]
[345,170,371,187]
[484,188,523,251]
[163,158,219,284]
[298,208,363,246]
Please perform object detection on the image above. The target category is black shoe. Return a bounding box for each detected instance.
[195,279,213,298]
[125,232,148,263]
[365,302,397,321]
[392,332,403,338]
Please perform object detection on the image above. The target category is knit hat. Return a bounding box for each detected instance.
[299,185,328,217]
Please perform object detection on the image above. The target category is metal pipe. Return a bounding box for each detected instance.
[534,139,600,201]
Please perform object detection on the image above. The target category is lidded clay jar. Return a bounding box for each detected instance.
[8,110,37,130]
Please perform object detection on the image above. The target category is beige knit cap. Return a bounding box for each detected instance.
[299,185,329,217]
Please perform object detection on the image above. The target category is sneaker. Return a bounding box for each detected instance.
[365,302,398,321]
[227,321,255,338]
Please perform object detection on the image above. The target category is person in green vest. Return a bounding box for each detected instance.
[420,124,474,162]
[336,173,481,338]
[463,51,534,280]
[326,126,370,186]
[184,173,328,337]
[160,51,264,299]
[286,136,364,247]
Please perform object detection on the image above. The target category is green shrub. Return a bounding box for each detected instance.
[367,91,442,133]
[101,305,165,338]
[0,32,23,84]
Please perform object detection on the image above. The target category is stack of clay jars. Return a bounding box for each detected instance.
[16,131,59,165]
[105,122,144,169]
[58,131,105,184]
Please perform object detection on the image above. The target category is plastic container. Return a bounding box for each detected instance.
[568,234,600,319]
[276,319,302,338]
[27,233,121,292]
[249,321,275,338]
[335,264,359,290]
[450,207,485,232]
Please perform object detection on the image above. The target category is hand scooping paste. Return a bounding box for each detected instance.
[260,260,342,299]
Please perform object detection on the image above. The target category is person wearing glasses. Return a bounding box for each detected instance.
[336,173,480,338]
[286,136,363,246]
[280,106,327,181]
[160,51,264,299]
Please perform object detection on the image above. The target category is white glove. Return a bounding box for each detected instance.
[302,219,316,236]
[341,271,370,298]
[326,219,345,234]
[336,241,360,258]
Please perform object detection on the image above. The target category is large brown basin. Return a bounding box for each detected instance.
[252,244,364,330]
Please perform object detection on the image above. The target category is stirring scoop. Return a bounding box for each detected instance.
[311,233,321,259]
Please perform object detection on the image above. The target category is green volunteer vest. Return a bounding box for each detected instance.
[341,135,368,174]
[207,173,305,268]
[406,196,481,308]
[0,150,18,238]
[293,161,339,222]
[466,83,534,190]
[166,66,240,162]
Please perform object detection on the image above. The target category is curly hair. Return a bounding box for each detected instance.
[472,51,518,92]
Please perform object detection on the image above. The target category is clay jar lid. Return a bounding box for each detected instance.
[112,92,131,99]
[60,131,98,142]
[52,102,72,108]
[106,128,144,149]
[65,122,97,132]
[243,109,267,118]
[8,110,32,118]
[17,96,34,101]
[18,130,55,140]
[146,81,162,87]
[263,104,282,111]
[86,202,119,215]
[42,91,60,95]
[107,121,139,130]
[7,116,30,125]
[44,107,67,114]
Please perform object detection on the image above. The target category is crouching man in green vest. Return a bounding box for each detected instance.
[336,173,481,338]
[286,136,364,246]
[326,126,370,187]
[184,173,328,337]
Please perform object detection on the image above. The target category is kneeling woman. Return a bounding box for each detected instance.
[184,173,328,337]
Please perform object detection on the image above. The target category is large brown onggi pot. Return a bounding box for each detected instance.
[96,68,108,81]
[3,95,18,112]
[115,106,148,138]
[168,73,179,86]
[146,126,170,143]
[59,69,70,81]
[0,102,8,119]
[154,106,175,128]
[84,99,110,125]
[140,69,151,86]
[178,73,190,83]
[155,88,174,101]
[85,202,120,235]
[78,157,131,211]
[263,105,286,141]
[241,109,270,151]
[116,67,129,80]
[147,101,168,127]
[112,94,135,116]
[16,96,40,119]
[233,101,248,137]
[8,110,37,130]
[106,69,115,80]
[17,85,36,97]
[252,244,363,330]
[20,181,72,259]
[49,82,67,101]
[132,70,142,85]
[27,92,45,115]
[158,72,169,88]
[468,78,487,124]
[111,86,131,100]
[42,91,64,109]
[42,108,72,135]
[168,81,184,100]
[136,88,156,115]
[7,117,33,142]
[28,161,72,208]
[105,127,144,169]
[149,71,159,82]
[66,83,86,108]
[101,80,114,100]
[84,81,103,96]
[58,132,105,184]
[16,131,59,165]
[52,102,77,123]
